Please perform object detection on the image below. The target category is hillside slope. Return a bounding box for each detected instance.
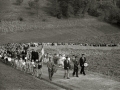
[0,0,120,44]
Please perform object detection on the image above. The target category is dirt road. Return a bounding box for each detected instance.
[0,61,63,90]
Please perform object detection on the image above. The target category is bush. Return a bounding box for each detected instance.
[16,0,23,5]
[42,18,47,22]
[34,0,39,2]
[106,8,120,23]
[28,1,34,8]
[88,8,101,17]
[47,0,61,17]
[18,17,23,21]
[99,3,120,24]
[28,0,39,9]
[89,2,120,25]
[116,0,120,8]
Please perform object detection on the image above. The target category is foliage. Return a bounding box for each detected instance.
[34,0,39,2]
[47,0,91,18]
[46,0,61,18]
[87,1,120,25]
[47,0,120,25]
[28,0,38,9]
[18,17,23,21]
[16,0,23,5]
[98,2,120,24]
[28,0,40,17]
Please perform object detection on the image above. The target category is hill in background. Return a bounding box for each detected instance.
[0,0,120,44]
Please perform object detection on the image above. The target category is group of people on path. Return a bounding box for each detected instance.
[63,54,86,79]
[0,43,88,81]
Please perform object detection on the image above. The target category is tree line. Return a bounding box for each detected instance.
[16,0,120,25]
[48,0,120,24]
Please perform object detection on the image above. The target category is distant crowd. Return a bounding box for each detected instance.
[0,42,88,81]
[32,42,119,47]
[12,42,119,47]
[0,42,119,48]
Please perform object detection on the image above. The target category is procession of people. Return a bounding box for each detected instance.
[0,43,88,81]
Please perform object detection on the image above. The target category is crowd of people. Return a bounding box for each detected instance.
[0,43,88,81]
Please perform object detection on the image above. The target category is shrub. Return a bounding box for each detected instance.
[18,17,23,21]
[42,18,47,22]
[99,2,120,24]
[16,0,23,5]
[116,0,120,8]
[48,0,61,17]
[88,8,101,17]
[28,1,34,8]
[34,0,39,2]
[28,0,39,9]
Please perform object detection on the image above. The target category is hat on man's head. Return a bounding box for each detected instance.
[82,54,85,56]
[66,56,68,58]
[75,56,77,58]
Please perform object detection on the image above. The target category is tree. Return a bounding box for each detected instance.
[28,0,40,17]
[34,0,39,2]
[16,0,23,5]
[116,0,120,8]
[47,0,61,18]
[59,0,69,18]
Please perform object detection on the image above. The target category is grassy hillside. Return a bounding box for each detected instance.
[0,0,120,44]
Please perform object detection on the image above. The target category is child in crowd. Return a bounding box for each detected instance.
[31,60,35,75]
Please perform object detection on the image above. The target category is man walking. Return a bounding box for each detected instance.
[73,56,79,77]
[64,56,71,79]
[47,57,54,81]
[79,54,86,75]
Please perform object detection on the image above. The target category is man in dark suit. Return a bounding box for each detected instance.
[21,50,27,60]
[31,50,39,62]
[31,50,35,62]
[47,57,54,81]
[79,54,86,75]
[64,56,71,79]
[73,56,79,77]
[34,51,39,62]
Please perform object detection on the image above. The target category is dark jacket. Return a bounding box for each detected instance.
[34,52,39,59]
[31,51,39,60]
[74,60,79,69]
[64,60,71,70]
[31,51,35,59]
[80,57,86,67]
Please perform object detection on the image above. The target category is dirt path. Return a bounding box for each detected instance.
[42,65,120,90]
[0,61,63,90]
[0,60,120,90]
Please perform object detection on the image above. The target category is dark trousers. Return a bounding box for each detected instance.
[73,67,78,77]
[48,68,54,80]
[80,66,85,75]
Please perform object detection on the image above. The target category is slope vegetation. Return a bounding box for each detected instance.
[0,0,120,44]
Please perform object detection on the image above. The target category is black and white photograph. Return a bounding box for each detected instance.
[0,0,120,90]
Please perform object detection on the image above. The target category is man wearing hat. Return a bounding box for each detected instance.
[64,56,71,79]
[79,54,86,75]
[73,56,79,77]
